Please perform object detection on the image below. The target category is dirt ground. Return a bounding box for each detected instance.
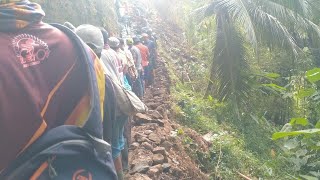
[126,15,211,180]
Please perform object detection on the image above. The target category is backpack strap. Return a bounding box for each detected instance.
[50,23,111,155]
[0,24,112,179]
[50,23,103,138]
[0,126,114,180]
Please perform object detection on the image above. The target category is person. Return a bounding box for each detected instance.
[119,38,137,86]
[108,36,131,180]
[142,33,157,85]
[75,24,105,58]
[77,27,130,179]
[118,38,138,172]
[146,28,157,47]
[127,37,144,99]
[0,1,116,179]
[100,29,123,84]
[134,36,150,88]
[109,37,127,87]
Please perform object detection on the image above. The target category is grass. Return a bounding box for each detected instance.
[160,45,297,179]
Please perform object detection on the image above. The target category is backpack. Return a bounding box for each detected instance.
[0,24,117,180]
[108,73,148,116]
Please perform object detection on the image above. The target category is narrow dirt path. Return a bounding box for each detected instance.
[126,15,211,180]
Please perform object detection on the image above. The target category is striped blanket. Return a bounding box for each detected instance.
[0,0,45,31]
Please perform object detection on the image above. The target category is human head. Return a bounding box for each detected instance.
[133,37,141,45]
[100,28,109,46]
[141,33,149,41]
[75,24,104,58]
[108,37,120,51]
[126,38,133,46]
[147,28,152,36]
[118,38,125,50]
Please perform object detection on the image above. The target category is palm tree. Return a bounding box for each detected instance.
[198,0,320,109]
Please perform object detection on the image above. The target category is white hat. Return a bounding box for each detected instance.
[75,24,104,54]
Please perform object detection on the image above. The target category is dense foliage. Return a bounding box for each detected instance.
[154,0,320,179]
[33,0,118,32]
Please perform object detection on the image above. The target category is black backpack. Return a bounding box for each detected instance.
[0,24,117,180]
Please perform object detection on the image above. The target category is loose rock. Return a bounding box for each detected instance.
[149,110,164,119]
[155,119,165,127]
[144,130,153,135]
[142,142,153,151]
[146,102,162,109]
[152,154,165,165]
[153,147,166,156]
[130,164,150,174]
[130,142,140,150]
[134,133,147,142]
[131,154,153,168]
[148,133,161,144]
[147,164,163,178]
[171,167,183,177]
[135,113,153,125]
[162,163,172,172]
[153,89,166,96]
[161,141,173,151]
[128,173,152,180]
[136,113,152,121]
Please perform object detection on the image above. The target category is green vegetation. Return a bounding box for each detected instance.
[33,0,118,32]
[156,0,320,179]
[30,0,320,179]
[168,64,295,179]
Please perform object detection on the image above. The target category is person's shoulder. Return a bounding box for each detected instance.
[35,22,69,38]
[143,44,149,50]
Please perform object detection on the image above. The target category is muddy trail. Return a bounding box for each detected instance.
[126,15,212,180]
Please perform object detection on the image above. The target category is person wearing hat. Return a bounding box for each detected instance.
[75,24,106,58]
[142,33,157,85]
[127,38,144,99]
[99,29,124,85]
[109,37,126,86]
[108,36,132,179]
[134,36,150,90]
[119,38,137,86]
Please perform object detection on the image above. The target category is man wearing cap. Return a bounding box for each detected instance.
[127,38,144,99]
[0,0,114,178]
[100,29,123,84]
[134,36,150,89]
[142,33,157,85]
[107,36,132,179]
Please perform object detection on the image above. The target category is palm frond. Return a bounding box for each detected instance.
[190,0,220,23]
[213,0,258,50]
[210,13,251,104]
[268,0,313,18]
[256,0,320,44]
[249,6,300,55]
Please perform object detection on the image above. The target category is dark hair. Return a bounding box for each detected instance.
[100,28,109,44]
[87,43,101,58]
[133,37,140,44]
[118,38,124,45]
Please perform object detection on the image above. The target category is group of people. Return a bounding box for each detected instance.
[0,0,157,180]
[74,23,157,179]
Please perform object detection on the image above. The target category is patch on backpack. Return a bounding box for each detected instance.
[72,169,93,180]
[12,34,50,68]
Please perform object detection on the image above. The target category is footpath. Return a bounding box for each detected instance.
[126,14,211,180]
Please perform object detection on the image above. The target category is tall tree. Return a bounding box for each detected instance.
[200,0,320,109]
